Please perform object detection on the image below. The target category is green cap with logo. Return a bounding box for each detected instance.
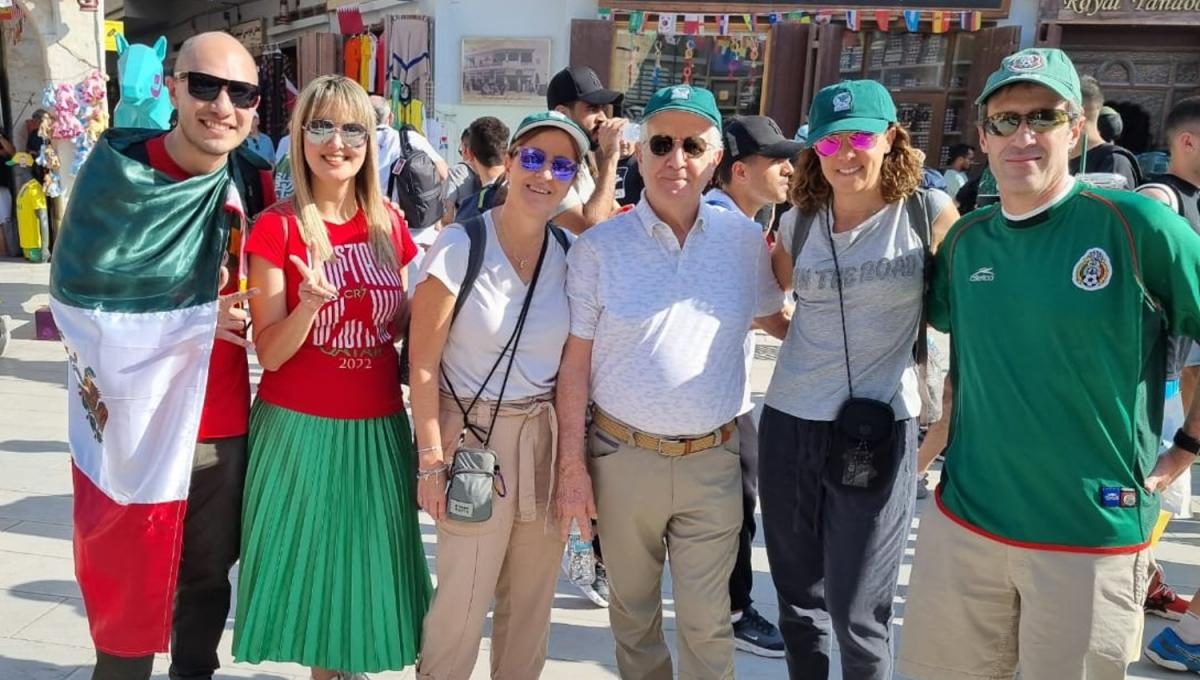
[975,48,1082,107]
[806,80,897,143]
[642,84,722,129]
[512,110,591,159]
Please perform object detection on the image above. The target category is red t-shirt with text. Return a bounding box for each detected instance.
[245,204,416,419]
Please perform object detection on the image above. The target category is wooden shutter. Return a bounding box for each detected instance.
[298,32,337,89]
[964,25,1022,145]
[762,23,812,136]
[570,19,617,88]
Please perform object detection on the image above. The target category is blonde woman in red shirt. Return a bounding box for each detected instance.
[234,75,430,680]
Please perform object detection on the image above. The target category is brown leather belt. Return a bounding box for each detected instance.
[592,407,735,457]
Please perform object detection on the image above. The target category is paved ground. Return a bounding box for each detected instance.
[2,256,1199,679]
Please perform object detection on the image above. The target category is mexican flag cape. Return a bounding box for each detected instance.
[49,128,239,656]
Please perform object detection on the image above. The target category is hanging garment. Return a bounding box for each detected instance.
[387,16,431,98]
[366,34,378,93]
[390,81,425,135]
[344,35,361,80]
[358,34,372,90]
[376,31,387,94]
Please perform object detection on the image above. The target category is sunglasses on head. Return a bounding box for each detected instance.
[517,147,578,182]
[303,119,369,148]
[648,134,709,159]
[983,109,1075,137]
[175,71,261,109]
[812,131,879,158]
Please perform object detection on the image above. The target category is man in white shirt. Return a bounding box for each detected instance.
[556,84,787,680]
[943,143,974,203]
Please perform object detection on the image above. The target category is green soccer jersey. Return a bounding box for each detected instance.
[929,180,1200,551]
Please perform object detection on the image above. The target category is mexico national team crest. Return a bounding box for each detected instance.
[1072,247,1113,291]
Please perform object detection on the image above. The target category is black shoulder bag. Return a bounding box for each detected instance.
[441,224,550,522]
[825,210,900,492]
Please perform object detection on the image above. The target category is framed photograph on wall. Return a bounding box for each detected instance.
[461,37,552,105]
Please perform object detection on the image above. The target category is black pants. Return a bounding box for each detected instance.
[590,414,759,613]
[757,407,916,680]
[92,437,248,680]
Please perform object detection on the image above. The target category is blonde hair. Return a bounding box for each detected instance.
[288,75,396,268]
[789,124,923,214]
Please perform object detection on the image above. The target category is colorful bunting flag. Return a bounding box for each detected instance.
[786,11,805,22]
[597,7,612,21]
[875,10,891,31]
[903,9,922,32]
[932,11,950,33]
[814,10,832,25]
[628,10,645,34]
[767,12,781,24]
[658,13,677,35]
[845,10,860,31]
[744,13,755,32]
[683,13,701,35]
[961,11,983,31]
[718,14,730,35]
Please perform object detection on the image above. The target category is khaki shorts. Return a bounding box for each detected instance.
[898,503,1152,680]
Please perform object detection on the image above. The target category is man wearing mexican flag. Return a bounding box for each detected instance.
[49,31,275,680]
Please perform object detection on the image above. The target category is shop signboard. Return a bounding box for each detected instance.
[1061,0,1200,13]
[610,0,1009,11]
[229,19,266,55]
[104,20,124,52]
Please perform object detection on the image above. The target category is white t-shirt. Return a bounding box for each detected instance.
[418,210,570,400]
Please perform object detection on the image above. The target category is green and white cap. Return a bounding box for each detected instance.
[512,111,591,158]
[642,84,722,129]
[975,48,1082,107]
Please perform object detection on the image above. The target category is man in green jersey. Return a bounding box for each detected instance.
[898,48,1200,680]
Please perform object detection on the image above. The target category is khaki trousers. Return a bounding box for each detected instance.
[898,503,1153,680]
[588,420,743,680]
[416,394,565,680]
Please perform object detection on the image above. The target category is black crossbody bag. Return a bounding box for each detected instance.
[441,225,550,522]
[825,212,899,492]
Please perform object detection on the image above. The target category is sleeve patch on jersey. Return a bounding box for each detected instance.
[1072,247,1113,291]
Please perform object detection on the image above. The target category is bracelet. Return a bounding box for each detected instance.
[416,444,442,455]
[416,463,448,481]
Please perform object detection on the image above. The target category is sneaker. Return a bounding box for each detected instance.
[733,605,785,658]
[1147,627,1200,672]
[1147,563,1192,621]
[916,473,930,500]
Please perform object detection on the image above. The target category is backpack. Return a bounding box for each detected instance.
[451,215,572,322]
[454,180,505,224]
[387,126,445,230]
[787,189,944,423]
[1138,174,1200,381]
[1079,143,1144,188]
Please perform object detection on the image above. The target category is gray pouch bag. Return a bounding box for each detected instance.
[446,447,502,522]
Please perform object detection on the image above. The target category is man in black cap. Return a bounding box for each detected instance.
[547,65,627,232]
[702,114,796,659]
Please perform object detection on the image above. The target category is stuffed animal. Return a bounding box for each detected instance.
[113,34,173,129]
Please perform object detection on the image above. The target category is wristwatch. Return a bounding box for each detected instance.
[1174,428,1200,455]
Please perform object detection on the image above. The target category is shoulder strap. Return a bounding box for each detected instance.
[790,210,817,266]
[1138,182,1182,215]
[549,223,571,253]
[906,189,935,366]
[450,215,488,323]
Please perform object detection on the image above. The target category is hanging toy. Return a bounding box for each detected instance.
[682,40,695,85]
[113,34,173,129]
[651,40,663,89]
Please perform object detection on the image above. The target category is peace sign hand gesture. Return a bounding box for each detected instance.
[288,254,339,312]
[215,265,259,348]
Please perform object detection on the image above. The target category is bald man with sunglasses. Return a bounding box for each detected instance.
[898,48,1200,680]
[556,84,787,680]
[77,32,275,680]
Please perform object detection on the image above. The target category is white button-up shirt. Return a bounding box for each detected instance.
[567,198,785,435]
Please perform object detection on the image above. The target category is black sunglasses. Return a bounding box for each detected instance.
[176,71,261,109]
[648,134,708,159]
[983,109,1076,137]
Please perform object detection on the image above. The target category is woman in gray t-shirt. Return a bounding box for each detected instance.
[757,80,958,680]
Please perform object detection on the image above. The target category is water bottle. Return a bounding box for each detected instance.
[621,122,641,145]
[566,519,596,586]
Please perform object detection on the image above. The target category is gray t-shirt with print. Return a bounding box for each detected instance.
[765,190,951,421]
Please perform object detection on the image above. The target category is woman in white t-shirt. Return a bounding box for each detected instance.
[408,111,590,680]
[758,80,959,680]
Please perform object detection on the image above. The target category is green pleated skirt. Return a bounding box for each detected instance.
[233,400,432,673]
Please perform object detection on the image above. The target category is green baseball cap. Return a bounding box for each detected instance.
[975,48,1082,107]
[642,84,722,129]
[511,111,591,159]
[806,80,897,143]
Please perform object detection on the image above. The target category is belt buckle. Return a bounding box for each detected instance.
[657,435,683,457]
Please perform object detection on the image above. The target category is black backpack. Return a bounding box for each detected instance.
[454,180,505,224]
[1140,173,1200,233]
[387,126,445,229]
[452,215,572,321]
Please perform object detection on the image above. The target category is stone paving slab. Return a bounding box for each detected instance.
[0,257,1191,679]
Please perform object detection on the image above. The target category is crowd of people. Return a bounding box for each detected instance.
[42,27,1200,680]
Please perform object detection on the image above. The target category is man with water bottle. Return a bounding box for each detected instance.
[556,83,788,680]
